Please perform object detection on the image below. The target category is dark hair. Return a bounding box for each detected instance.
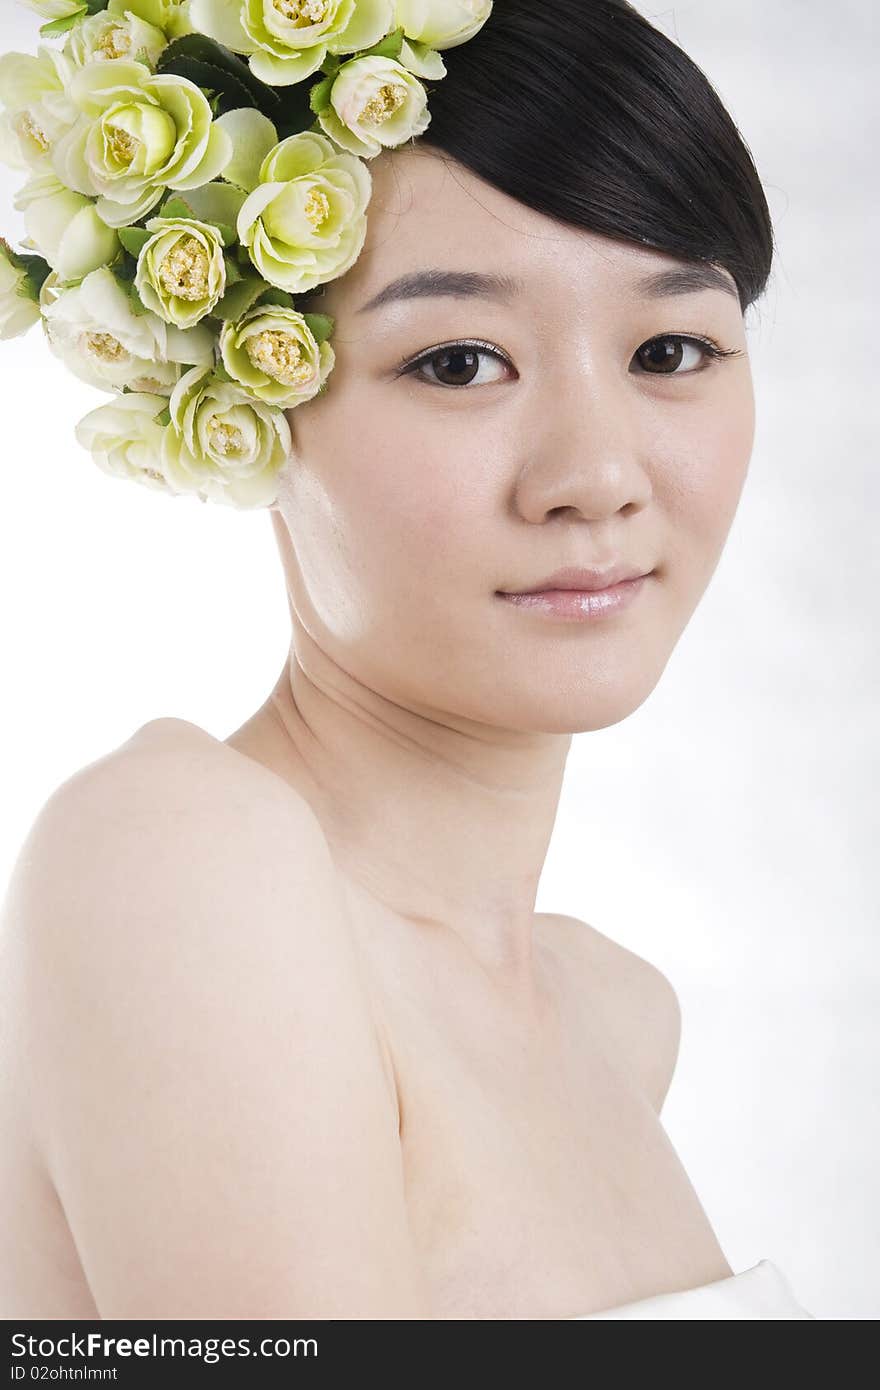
[306,0,773,316]
[421,0,773,313]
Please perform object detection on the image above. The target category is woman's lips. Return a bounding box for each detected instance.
[495,574,650,620]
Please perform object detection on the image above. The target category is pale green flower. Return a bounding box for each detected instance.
[236,130,371,295]
[316,54,429,157]
[65,11,168,69]
[190,0,394,87]
[51,60,233,227]
[75,392,175,495]
[162,365,291,509]
[23,1,87,19]
[219,302,335,407]
[394,0,492,49]
[41,266,214,392]
[0,244,42,340]
[107,0,195,38]
[135,216,227,328]
[15,171,119,280]
[0,46,78,169]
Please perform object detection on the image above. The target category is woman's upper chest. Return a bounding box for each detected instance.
[349,904,730,1319]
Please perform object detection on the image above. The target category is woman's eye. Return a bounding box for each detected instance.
[394,333,742,389]
[395,340,513,388]
[632,334,740,374]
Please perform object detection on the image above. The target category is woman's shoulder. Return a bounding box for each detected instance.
[0,719,422,1317]
[545,913,682,1113]
[43,714,323,845]
[1,716,349,1035]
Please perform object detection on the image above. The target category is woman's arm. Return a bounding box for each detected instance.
[2,739,429,1320]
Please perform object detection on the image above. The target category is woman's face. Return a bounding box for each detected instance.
[272,146,755,733]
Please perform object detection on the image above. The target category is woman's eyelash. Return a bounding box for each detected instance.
[392,334,744,385]
[392,339,509,381]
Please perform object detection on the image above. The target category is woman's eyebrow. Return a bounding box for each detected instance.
[356,263,738,313]
[356,269,522,313]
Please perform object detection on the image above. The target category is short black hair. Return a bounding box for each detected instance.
[409,0,773,314]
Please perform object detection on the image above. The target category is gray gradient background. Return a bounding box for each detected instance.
[0,2,876,1319]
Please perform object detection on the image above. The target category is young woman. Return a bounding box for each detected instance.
[0,0,814,1319]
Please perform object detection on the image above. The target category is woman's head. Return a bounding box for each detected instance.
[271,0,773,735]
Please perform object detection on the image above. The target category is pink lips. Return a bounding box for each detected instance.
[501,563,649,593]
[496,570,652,621]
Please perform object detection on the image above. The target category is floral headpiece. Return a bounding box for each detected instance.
[0,1,493,508]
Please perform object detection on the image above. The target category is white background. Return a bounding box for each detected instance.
[0,1,876,1319]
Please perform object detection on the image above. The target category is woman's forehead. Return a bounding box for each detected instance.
[327,156,736,318]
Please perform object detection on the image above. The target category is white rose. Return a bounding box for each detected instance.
[0,243,42,340]
[0,46,77,169]
[190,0,393,87]
[162,365,291,509]
[41,266,214,393]
[15,171,119,281]
[52,60,233,227]
[65,11,168,69]
[107,0,195,39]
[75,392,176,496]
[135,215,227,328]
[394,0,493,49]
[316,55,430,158]
[219,302,335,407]
[236,130,371,295]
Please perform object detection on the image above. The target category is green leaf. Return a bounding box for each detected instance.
[212,361,233,382]
[39,13,86,38]
[173,181,247,229]
[153,191,238,244]
[157,35,282,119]
[22,258,52,302]
[255,288,294,311]
[301,312,334,344]
[213,275,270,322]
[123,280,150,316]
[118,226,151,258]
[353,25,405,61]
[157,195,196,221]
[113,252,137,283]
[1,239,52,302]
[308,74,334,115]
[223,254,243,286]
[165,58,259,117]
[155,406,172,426]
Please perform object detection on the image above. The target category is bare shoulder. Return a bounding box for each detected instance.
[2,713,339,962]
[0,717,424,1318]
[543,913,682,1112]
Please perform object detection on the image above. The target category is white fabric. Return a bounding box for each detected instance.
[570,1259,816,1319]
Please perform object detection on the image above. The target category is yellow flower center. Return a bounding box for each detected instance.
[359,81,408,127]
[157,236,211,301]
[272,0,328,23]
[304,186,330,229]
[245,329,314,387]
[106,123,140,167]
[207,419,245,457]
[129,374,167,393]
[82,331,130,363]
[15,112,50,153]
[96,25,132,60]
